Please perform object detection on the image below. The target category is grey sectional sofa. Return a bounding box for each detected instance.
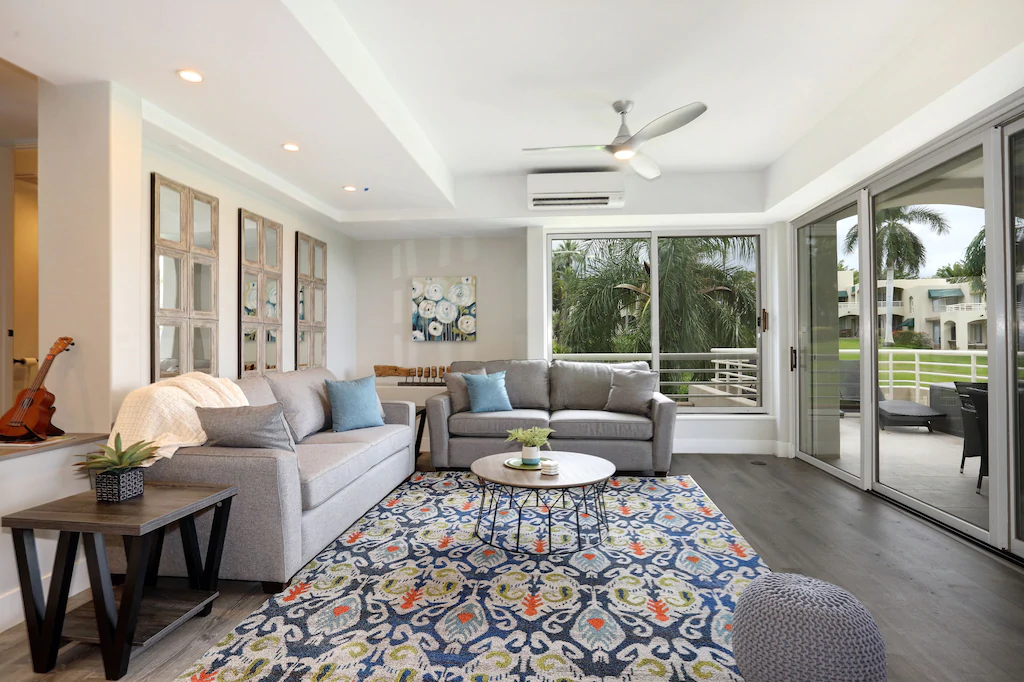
[116,367,416,590]
[427,360,677,474]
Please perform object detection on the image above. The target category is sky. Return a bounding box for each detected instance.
[836,203,985,278]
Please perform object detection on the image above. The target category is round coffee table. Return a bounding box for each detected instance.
[470,451,616,554]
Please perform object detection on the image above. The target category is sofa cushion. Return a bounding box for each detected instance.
[233,375,278,406]
[301,424,410,458]
[197,404,295,451]
[266,367,336,442]
[444,368,485,414]
[448,409,549,437]
[450,360,550,410]
[549,409,654,440]
[604,369,659,416]
[550,360,650,410]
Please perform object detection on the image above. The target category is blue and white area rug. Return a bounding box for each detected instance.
[179,471,769,682]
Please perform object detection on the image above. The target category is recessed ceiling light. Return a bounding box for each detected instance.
[177,69,204,83]
[282,143,300,152]
[613,149,635,160]
[343,185,357,192]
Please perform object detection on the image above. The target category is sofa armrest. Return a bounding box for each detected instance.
[651,392,677,474]
[140,445,303,583]
[382,400,415,427]
[426,393,452,468]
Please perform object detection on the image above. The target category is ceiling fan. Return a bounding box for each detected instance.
[523,100,707,180]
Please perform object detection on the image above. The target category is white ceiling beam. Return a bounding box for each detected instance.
[282,0,454,206]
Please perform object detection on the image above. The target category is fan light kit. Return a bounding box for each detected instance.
[282,143,300,152]
[523,99,707,180]
[343,185,357,192]
[177,69,204,83]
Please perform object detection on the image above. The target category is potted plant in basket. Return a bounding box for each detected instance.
[505,427,555,466]
[75,433,158,503]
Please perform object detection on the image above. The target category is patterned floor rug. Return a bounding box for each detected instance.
[179,471,769,682]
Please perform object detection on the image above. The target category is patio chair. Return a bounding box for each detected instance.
[961,387,989,493]
[877,387,943,431]
[954,382,987,473]
[839,360,861,411]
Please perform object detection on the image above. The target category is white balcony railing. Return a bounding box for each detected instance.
[944,303,986,312]
[838,347,988,403]
[552,349,760,408]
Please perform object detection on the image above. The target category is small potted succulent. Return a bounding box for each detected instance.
[506,427,554,466]
[75,433,158,503]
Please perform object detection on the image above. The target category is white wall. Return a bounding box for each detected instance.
[0,440,101,634]
[354,236,527,376]
[143,147,358,379]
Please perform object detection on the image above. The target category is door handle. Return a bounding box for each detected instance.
[790,347,797,371]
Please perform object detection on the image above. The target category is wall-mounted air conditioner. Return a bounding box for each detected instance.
[526,171,625,210]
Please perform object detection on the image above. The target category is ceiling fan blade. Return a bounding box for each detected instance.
[626,102,707,148]
[630,153,661,180]
[522,145,611,153]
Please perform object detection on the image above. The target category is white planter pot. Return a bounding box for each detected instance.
[521,445,541,466]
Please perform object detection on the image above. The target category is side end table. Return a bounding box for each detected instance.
[2,482,237,680]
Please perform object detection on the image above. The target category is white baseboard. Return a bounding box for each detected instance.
[673,438,778,455]
[0,557,91,634]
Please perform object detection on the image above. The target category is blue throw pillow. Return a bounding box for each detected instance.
[325,376,385,432]
[464,371,513,413]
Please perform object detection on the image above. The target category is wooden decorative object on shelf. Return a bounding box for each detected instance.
[373,365,450,387]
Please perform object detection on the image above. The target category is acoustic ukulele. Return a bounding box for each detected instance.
[0,336,74,442]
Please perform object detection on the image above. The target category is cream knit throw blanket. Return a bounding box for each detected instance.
[109,372,249,463]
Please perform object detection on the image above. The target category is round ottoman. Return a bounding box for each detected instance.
[732,573,886,682]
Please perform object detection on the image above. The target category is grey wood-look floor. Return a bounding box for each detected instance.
[1,454,1022,681]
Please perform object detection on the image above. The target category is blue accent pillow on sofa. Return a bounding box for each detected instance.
[464,371,513,413]
[325,376,386,432]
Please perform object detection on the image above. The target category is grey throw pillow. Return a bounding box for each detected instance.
[444,368,485,413]
[265,367,337,441]
[604,369,659,416]
[196,403,296,451]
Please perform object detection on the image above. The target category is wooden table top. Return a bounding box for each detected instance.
[1,481,237,536]
[471,451,616,489]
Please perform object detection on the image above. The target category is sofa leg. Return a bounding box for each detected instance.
[262,581,287,595]
[655,470,669,477]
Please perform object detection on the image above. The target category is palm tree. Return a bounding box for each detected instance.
[554,237,757,395]
[956,218,1024,295]
[843,206,950,344]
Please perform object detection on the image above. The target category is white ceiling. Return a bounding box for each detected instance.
[0,57,36,145]
[3,0,1023,238]
[335,0,952,175]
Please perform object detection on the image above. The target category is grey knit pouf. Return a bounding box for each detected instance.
[732,573,886,682]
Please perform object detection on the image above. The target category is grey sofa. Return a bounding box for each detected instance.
[427,360,677,474]
[114,367,416,590]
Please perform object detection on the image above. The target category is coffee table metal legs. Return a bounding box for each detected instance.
[11,529,79,673]
[474,480,609,554]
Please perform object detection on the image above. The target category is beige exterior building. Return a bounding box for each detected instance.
[837,271,986,348]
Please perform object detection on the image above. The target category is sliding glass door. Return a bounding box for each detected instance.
[1009,120,1024,556]
[796,203,861,478]
[871,145,990,532]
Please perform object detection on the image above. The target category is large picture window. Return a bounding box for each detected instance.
[548,231,764,412]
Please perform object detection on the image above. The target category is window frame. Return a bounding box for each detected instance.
[546,227,768,414]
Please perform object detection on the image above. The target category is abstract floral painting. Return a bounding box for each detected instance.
[412,275,476,341]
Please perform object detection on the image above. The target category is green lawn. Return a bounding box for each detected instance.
[836,337,987,385]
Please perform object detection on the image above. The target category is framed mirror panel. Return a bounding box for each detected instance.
[264,220,282,272]
[154,248,186,316]
[239,209,287,375]
[153,175,188,250]
[155,319,187,380]
[240,324,262,377]
[296,232,327,369]
[190,254,218,319]
[151,174,219,381]
[264,326,282,374]
[191,321,218,376]
[190,189,218,256]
